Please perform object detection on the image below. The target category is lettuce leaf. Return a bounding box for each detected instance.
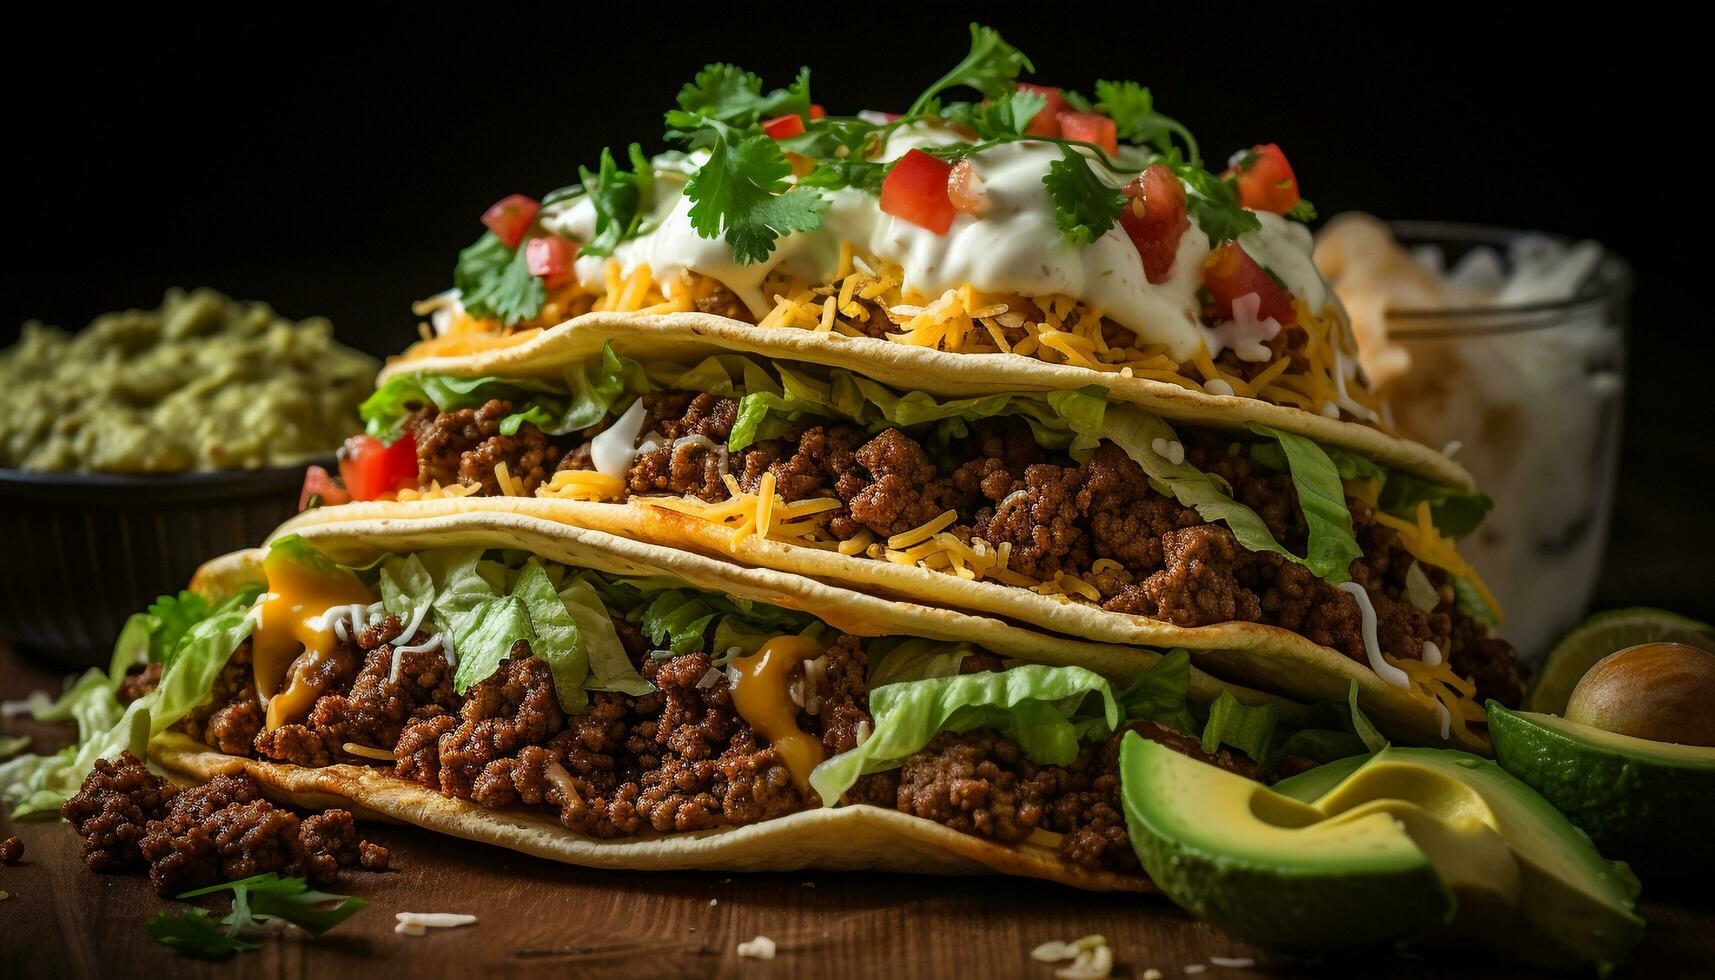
[558,579,652,695]
[865,638,975,688]
[1,589,257,818]
[360,346,650,441]
[809,664,1120,806]
[1246,424,1361,583]
[514,561,591,713]
[1199,691,1279,761]
[1115,649,1198,734]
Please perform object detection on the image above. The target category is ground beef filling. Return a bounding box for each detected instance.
[179,612,1196,874]
[406,393,1522,705]
[60,753,387,896]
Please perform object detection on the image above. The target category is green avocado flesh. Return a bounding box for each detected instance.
[1120,737,1644,972]
[1490,702,1715,877]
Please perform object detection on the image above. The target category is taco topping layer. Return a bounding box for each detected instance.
[336,350,1521,726]
[407,25,1380,424]
[104,538,1370,881]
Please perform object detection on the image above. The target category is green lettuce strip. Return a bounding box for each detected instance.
[809,664,1121,807]
[0,588,259,818]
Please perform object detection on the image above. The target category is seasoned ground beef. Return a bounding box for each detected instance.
[117,662,162,705]
[251,615,461,768]
[61,753,385,896]
[1,835,22,864]
[179,640,263,754]
[686,272,754,323]
[61,752,177,872]
[402,387,1523,702]
[413,399,560,495]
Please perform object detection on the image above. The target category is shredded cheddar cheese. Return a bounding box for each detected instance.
[1373,501,1504,623]
[392,481,481,502]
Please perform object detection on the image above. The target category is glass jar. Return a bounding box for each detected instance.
[1378,222,1631,662]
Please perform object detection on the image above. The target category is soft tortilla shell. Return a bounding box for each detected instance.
[278,502,1482,751]
[383,311,1472,490]
[150,734,1147,891]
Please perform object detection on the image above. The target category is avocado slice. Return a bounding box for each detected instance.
[1120,736,1644,972]
[1490,701,1715,877]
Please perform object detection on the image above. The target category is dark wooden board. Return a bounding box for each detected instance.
[3,644,1710,979]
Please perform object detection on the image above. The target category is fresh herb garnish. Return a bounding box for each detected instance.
[940,88,1049,140]
[1092,79,1199,163]
[1043,145,1127,245]
[666,114,829,265]
[675,63,811,128]
[578,143,656,258]
[452,232,545,326]
[1160,150,1263,245]
[146,873,366,959]
[906,23,1035,118]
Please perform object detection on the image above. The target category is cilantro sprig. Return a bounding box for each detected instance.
[907,23,1035,118]
[666,113,829,265]
[146,873,367,959]
[578,144,656,258]
[453,233,545,325]
[1043,145,1126,245]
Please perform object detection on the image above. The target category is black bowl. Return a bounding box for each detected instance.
[0,461,320,670]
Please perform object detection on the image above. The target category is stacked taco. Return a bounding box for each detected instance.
[13,24,1523,891]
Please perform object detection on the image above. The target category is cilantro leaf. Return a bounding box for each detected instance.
[1093,80,1199,163]
[578,143,655,257]
[786,117,890,194]
[453,232,546,326]
[1287,198,1319,223]
[145,907,261,959]
[1159,150,1261,245]
[149,874,364,959]
[676,64,811,127]
[674,117,828,264]
[908,23,1034,118]
[940,89,1048,139]
[1042,145,1125,245]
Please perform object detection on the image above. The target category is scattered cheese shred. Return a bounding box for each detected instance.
[393,481,480,502]
[1373,502,1504,624]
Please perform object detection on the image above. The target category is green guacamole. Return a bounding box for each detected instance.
[0,288,378,473]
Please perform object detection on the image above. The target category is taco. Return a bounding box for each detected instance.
[399,26,1422,462]
[39,514,1386,890]
[295,321,1515,751]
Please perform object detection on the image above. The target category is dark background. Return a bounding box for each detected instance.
[4,13,1707,623]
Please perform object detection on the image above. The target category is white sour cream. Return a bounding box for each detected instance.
[590,397,649,477]
[540,125,1333,364]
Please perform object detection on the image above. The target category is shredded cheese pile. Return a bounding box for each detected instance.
[747,246,1381,421]
[649,472,842,548]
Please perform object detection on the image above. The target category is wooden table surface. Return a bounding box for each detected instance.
[3,644,1711,980]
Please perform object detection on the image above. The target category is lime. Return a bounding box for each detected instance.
[1526,608,1715,714]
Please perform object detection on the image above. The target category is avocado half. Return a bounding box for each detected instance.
[1119,736,1644,973]
[1489,701,1715,877]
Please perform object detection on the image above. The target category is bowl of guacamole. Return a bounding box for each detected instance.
[0,288,379,664]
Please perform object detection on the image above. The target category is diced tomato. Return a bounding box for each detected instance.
[1202,243,1297,324]
[946,159,987,215]
[297,464,349,512]
[880,149,956,234]
[762,113,806,140]
[1119,164,1191,284]
[337,432,418,502]
[1017,83,1067,138]
[1228,143,1301,215]
[1057,111,1117,155]
[809,104,827,119]
[480,194,539,249]
[525,235,578,283]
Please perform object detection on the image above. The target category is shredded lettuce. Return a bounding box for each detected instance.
[1452,575,1501,627]
[809,664,1120,806]
[1246,423,1361,583]
[1199,691,1279,761]
[865,637,976,687]
[360,345,651,441]
[1,588,258,818]
[1379,471,1494,539]
[1115,649,1198,735]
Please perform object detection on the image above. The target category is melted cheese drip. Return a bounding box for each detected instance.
[728,635,826,793]
[252,551,373,731]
